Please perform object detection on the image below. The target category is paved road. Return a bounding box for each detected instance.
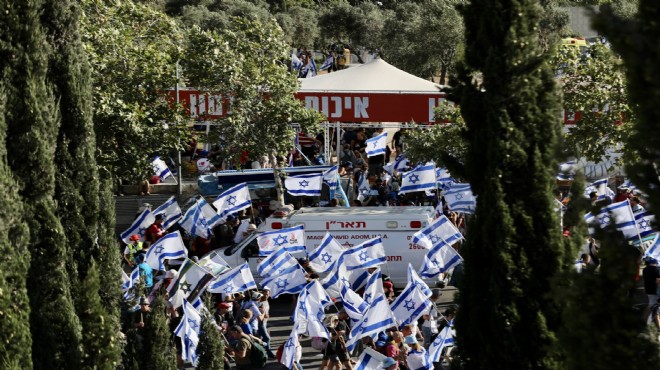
[247,286,458,370]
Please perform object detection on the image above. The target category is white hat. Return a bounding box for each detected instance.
[251,292,263,300]
[247,224,257,232]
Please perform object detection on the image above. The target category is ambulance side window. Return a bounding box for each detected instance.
[240,238,260,259]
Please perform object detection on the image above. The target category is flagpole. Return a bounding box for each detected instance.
[176,62,182,196]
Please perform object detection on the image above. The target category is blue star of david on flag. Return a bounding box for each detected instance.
[180,282,192,294]
[455,193,463,200]
[299,180,310,188]
[364,292,372,302]
[187,318,199,330]
[639,219,650,230]
[321,252,333,264]
[274,235,288,247]
[155,246,165,254]
[429,235,442,244]
[409,174,420,184]
[600,215,611,226]
[227,195,237,206]
[224,284,234,293]
[404,299,416,311]
[276,278,289,289]
[285,337,295,349]
[359,250,369,262]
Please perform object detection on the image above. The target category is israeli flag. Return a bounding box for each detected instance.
[280,322,302,369]
[407,348,433,370]
[174,299,201,365]
[584,178,615,201]
[321,256,370,299]
[213,182,252,220]
[635,211,657,239]
[144,231,188,270]
[365,132,388,157]
[428,322,455,363]
[557,160,577,181]
[197,250,230,276]
[584,199,638,240]
[354,347,387,370]
[357,172,370,197]
[383,161,395,175]
[323,166,339,190]
[168,259,214,309]
[444,183,477,213]
[152,156,172,180]
[419,242,463,278]
[412,215,463,250]
[153,196,182,230]
[261,265,308,298]
[308,233,345,274]
[257,225,306,255]
[122,267,140,299]
[340,284,369,326]
[391,284,431,329]
[644,234,660,261]
[291,53,303,71]
[180,198,222,239]
[407,263,432,297]
[362,268,385,306]
[342,237,387,271]
[436,167,455,186]
[319,55,334,71]
[346,293,396,352]
[257,248,300,278]
[394,154,410,171]
[207,262,257,294]
[294,280,332,337]
[120,209,155,243]
[400,163,437,194]
[285,173,323,197]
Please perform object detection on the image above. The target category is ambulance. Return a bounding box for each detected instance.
[219,206,441,289]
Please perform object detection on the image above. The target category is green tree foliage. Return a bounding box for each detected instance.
[177,0,272,30]
[78,260,121,369]
[182,18,323,165]
[276,6,321,48]
[404,103,468,176]
[453,0,564,369]
[142,295,177,370]
[0,83,32,370]
[2,0,84,367]
[592,1,660,215]
[196,294,225,370]
[551,43,633,165]
[81,0,188,184]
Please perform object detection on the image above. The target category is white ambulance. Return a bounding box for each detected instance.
[219,206,440,289]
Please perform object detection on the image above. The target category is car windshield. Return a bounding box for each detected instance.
[223,233,259,257]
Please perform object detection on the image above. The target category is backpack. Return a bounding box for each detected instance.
[249,339,269,368]
[311,336,328,351]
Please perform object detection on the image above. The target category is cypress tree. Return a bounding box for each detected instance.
[593,2,660,215]
[2,0,83,367]
[196,294,225,370]
[0,87,32,368]
[142,295,177,370]
[453,0,564,369]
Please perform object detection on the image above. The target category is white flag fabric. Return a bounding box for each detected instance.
[635,210,657,239]
[122,267,140,299]
[399,163,436,194]
[294,280,332,338]
[346,290,396,352]
[584,199,638,240]
[412,215,463,250]
[174,299,202,365]
[321,256,370,299]
[257,225,306,255]
[362,269,385,306]
[557,160,577,181]
[261,265,308,299]
[169,259,214,309]
[407,348,433,370]
[144,231,188,270]
[308,233,345,274]
[120,209,155,243]
[257,248,300,278]
[407,263,432,297]
[207,262,257,294]
[180,198,222,239]
[197,250,230,276]
[366,132,387,157]
[419,243,463,278]
[342,237,387,271]
[354,347,387,370]
[153,196,182,230]
[383,161,395,175]
[323,166,339,190]
[644,234,660,261]
[444,183,477,214]
[390,284,431,328]
[436,167,455,186]
[212,182,252,220]
[428,322,456,363]
[152,156,172,180]
[339,284,369,326]
[280,322,301,370]
[285,173,323,197]
[394,154,410,172]
[357,172,370,198]
[584,178,615,201]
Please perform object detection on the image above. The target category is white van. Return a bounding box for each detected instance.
[219,206,439,289]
